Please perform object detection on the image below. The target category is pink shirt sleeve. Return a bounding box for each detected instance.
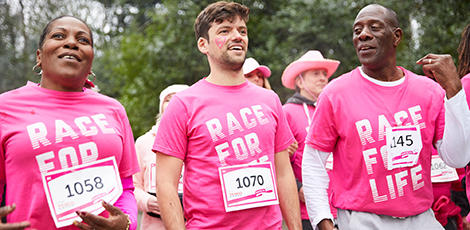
[115,106,140,177]
[114,176,138,230]
[153,97,188,159]
[433,101,445,144]
[0,126,4,203]
[273,99,295,153]
[306,93,338,152]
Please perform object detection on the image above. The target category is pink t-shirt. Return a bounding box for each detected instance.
[461,73,470,222]
[153,79,294,229]
[133,125,165,230]
[283,102,337,220]
[306,67,445,217]
[0,82,139,229]
[283,102,314,220]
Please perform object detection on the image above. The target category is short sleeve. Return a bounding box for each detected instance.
[0,116,5,202]
[305,92,338,152]
[153,96,189,160]
[274,98,295,153]
[116,105,139,178]
[434,99,445,144]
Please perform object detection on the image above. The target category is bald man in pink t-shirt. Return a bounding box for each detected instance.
[302,4,470,230]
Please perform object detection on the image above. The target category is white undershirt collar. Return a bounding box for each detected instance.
[359,66,405,87]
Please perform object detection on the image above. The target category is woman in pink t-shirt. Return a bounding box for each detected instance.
[458,23,470,230]
[133,84,188,230]
[0,16,139,229]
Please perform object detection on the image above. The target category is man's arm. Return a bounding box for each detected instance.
[302,144,335,230]
[275,149,302,230]
[418,54,470,167]
[436,89,470,167]
[155,152,185,230]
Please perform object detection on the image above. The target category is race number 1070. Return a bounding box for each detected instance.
[235,175,264,189]
[65,177,104,197]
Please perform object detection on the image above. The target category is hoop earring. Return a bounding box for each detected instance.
[32,63,42,76]
[88,71,96,83]
[84,71,97,88]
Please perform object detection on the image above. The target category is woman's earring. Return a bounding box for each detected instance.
[84,71,97,89]
[32,63,42,76]
[88,71,96,83]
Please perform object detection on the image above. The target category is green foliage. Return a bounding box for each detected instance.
[1,0,469,138]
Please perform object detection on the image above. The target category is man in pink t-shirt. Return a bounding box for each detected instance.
[281,50,340,229]
[302,4,470,230]
[153,2,301,230]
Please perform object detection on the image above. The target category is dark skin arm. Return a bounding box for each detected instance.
[74,201,129,230]
[317,219,335,230]
[417,54,462,98]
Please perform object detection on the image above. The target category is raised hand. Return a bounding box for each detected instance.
[417,53,462,98]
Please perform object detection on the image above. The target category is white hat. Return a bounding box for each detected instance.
[242,58,271,78]
[159,84,189,113]
[281,50,340,89]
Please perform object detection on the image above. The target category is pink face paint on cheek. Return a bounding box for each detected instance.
[215,36,227,49]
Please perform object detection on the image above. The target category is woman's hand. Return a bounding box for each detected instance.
[147,196,161,215]
[287,141,299,158]
[74,201,130,230]
[0,205,30,230]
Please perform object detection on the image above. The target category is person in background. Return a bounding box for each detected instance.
[243,56,299,158]
[153,1,301,229]
[458,23,470,230]
[243,57,272,89]
[430,147,465,230]
[0,15,139,229]
[281,50,340,230]
[302,4,470,230]
[133,84,189,230]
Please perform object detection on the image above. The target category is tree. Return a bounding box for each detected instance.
[1,0,468,137]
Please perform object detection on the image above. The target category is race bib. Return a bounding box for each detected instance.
[386,126,423,170]
[148,163,184,194]
[42,157,122,228]
[431,155,459,183]
[219,162,278,212]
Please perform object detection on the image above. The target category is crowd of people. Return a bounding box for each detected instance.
[1,1,470,230]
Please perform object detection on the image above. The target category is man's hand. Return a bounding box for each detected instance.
[317,219,335,230]
[417,54,462,98]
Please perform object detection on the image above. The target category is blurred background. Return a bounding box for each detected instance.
[1,0,468,137]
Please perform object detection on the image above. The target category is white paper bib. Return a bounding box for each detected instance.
[431,155,459,183]
[41,157,122,228]
[219,162,278,212]
[386,126,423,170]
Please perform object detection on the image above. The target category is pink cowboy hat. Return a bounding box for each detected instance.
[243,57,272,78]
[281,50,340,89]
